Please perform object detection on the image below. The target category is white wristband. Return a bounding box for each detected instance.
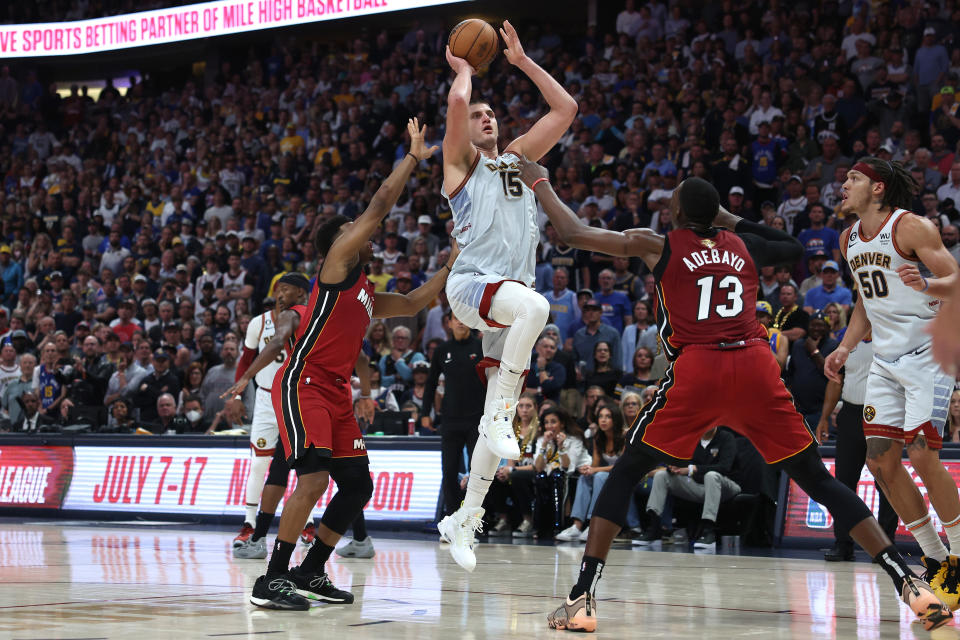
[687,464,695,476]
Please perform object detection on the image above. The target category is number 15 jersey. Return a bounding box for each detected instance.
[844,209,939,360]
[654,228,766,360]
[442,150,539,287]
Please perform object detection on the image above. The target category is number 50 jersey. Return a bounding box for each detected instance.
[654,228,766,360]
[844,209,939,360]
[442,151,539,287]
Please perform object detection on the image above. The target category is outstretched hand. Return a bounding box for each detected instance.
[220,376,250,401]
[516,155,549,188]
[500,20,527,66]
[407,117,439,161]
[823,346,848,383]
[445,45,475,75]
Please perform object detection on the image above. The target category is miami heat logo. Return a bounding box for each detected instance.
[701,239,716,248]
[863,406,876,422]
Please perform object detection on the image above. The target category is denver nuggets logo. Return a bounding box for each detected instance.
[701,239,716,248]
[863,406,876,422]
[256,437,267,449]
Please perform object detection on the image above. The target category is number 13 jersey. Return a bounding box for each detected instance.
[654,228,766,360]
[442,150,539,287]
[844,209,939,360]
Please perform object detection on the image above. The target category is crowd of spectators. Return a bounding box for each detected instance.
[0,0,958,450]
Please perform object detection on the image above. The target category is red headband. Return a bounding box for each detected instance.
[852,161,885,185]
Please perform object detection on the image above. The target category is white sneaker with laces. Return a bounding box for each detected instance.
[578,525,590,542]
[437,506,485,572]
[555,524,581,542]
[479,399,521,459]
[512,519,535,538]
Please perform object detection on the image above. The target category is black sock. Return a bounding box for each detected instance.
[352,513,368,542]
[874,545,917,593]
[569,556,604,600]
[300,540,335,573]
[252,511,275,541]
[266,539,296,577]
[699,519,715,534]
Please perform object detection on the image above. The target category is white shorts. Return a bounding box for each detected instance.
[862,345,952,448]
[446,272,532,372]
[249,386,279,455]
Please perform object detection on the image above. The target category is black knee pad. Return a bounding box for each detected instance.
[591,445,660,527]
[265,445,291,487]
[320,459,374,536]
[781,445,871,533]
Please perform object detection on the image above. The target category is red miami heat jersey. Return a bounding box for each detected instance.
[654,228,766,360]
[276,264,375,384]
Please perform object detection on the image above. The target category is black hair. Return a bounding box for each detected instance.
[856,157,919,211]
[540,406,585,441]
[678,177,720,227]
[594,402,626,458]
[313,215,350,258]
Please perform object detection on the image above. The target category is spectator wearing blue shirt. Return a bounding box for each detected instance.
[797,203,840,277]
[914,27,950,114]
[542,268,580,344]
[0,245,23,307]
[641,144,677,183]
[573,299,622,371]
[594,270,632,332]
[803,261,852,314]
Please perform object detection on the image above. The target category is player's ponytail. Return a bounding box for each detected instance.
[853,157,919,211]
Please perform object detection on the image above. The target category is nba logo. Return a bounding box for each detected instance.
[806,498,833,529]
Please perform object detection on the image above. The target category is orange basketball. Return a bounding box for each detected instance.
[449,19,498,71]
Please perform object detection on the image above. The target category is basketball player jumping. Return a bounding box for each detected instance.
[438,20,577,572]
[223,119,452,610]
[824,158,960,607]
[231,273,310,560]
[516,158,951,632]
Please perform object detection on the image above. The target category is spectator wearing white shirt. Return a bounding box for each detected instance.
[840,16,876,60]
[615,0,643,38]
[937,160,960,205]
[748,90,785,135]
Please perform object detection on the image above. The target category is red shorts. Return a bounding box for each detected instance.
[272,368,367,468]
[634,341,814,464]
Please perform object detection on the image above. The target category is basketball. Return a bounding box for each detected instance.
[449,19,498,71]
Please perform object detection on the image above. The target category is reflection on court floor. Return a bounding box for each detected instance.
[0,523,948,639]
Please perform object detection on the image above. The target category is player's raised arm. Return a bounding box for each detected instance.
[500,21,577,162]
[517,157,663,268]
[443,47,477,172]
[713,206,804,267]
[929,276,960,376]
[894,214,959,299]
[221,308,299,400]
[373,242,460,319]
[325,118,438,274]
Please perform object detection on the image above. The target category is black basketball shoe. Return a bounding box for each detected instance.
[287,565,355,603]
[249,574,310,610]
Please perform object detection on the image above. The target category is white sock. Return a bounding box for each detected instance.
[906,515,949,561]
[463,439,501,510]
[943,514,960,554]
[493,361,524,408]
[244,455,271,525]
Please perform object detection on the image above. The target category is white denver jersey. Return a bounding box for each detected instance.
[244,311,283,389]
[845,209,939,360]
[443,151,538,286]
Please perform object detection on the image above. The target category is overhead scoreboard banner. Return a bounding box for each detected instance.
[0,0,469,58]
[782,457,960,542]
